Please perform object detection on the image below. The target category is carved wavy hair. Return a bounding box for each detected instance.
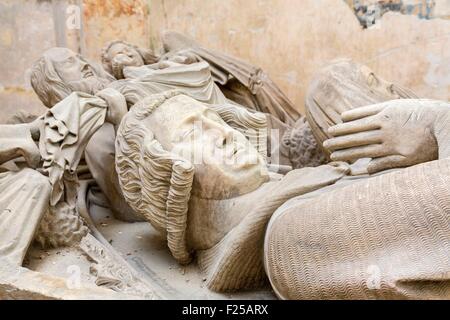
[115,90,267,264]
[101,40,159,77]
[30,50,73,108]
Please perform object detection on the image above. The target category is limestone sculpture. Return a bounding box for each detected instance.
[1,42,449,301]
[100,36,326,169]
[113,86,450,297]
[265,99,450,299]
[260,63,449,299]
[0,47,159,298]
[305,58,418,157]
[115,90,351,291]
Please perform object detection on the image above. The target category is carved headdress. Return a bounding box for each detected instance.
[115,90,267,265]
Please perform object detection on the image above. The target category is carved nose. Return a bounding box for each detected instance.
[215,131,233,149]
[222,128,234,146]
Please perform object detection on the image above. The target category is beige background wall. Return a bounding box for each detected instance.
[0,0,449,120]
[0,0,150,121]
[148,0,450,112]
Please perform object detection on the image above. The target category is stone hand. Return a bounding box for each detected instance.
[27,116,43,141]
[156,60,180,69]
[111,54,135,78]
[170,50,199,64]
[96,88,128,126]
[0,123,42,168]
[323,100,444,174]
[159,50,199,68]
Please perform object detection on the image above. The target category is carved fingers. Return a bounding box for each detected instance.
[323,100,441,174]
[340,104,386,122]
[329,144,387,162]
[327,116,381,136]
[366,155,408,174]
[325,113,385,163]
[96,88,128,126]
[323,130,383,152]
[324,104,394,169]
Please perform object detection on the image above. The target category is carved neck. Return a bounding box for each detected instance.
[186,179,277,251]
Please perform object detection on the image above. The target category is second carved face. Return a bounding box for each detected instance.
[48,47,112,95]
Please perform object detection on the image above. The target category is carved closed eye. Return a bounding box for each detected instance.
[65,56,76,65]
[388,84,399,97]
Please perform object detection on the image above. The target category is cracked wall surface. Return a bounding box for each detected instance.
[345,0,450,27]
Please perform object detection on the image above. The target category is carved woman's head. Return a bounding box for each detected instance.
[30,47,114,107]
[115,91,268,263]
[101,40,159,79]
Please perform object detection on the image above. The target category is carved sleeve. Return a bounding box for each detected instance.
[38,92,108,206]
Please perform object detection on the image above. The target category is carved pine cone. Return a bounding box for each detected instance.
[35,202,88,248]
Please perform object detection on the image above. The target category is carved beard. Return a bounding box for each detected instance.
[68,76,112,95]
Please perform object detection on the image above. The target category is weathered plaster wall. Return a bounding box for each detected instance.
[0,0,149,122]
[345,0,450,27]
[82,0,149,61]
[148,0,450,113]
[0,0,54,119]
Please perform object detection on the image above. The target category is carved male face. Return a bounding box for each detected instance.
[48,47,110,95]
[107,42,145,78]
[144,95,268,199]
[308,60,405,123]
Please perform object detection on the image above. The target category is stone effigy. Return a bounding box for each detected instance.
[260,64,449,299]
[114,88,450,297]
[115,90,350,291]
[100,36,326,169]
[265,99,450,299]
[0,47,160,299]
[1,41,449,301]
